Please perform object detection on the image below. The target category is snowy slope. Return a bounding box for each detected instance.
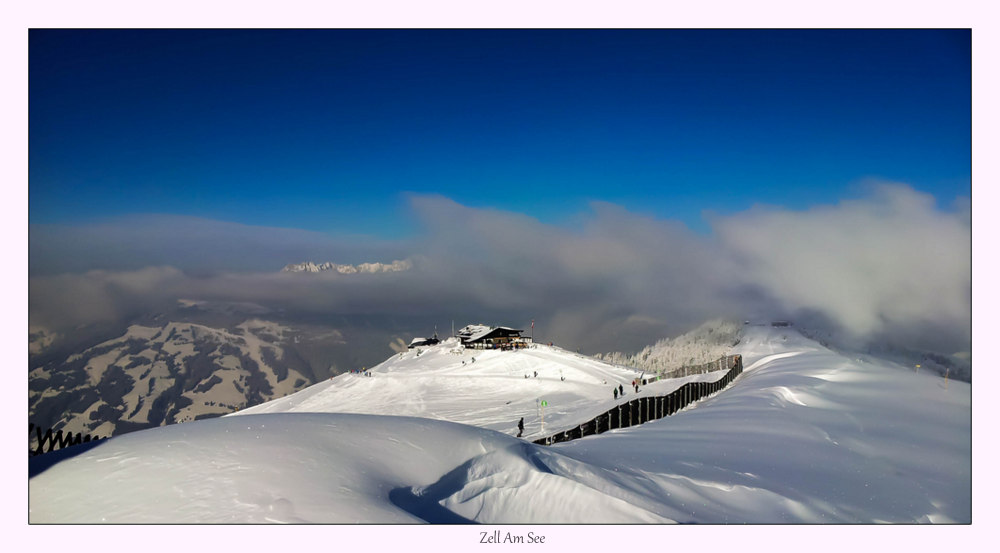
[234,338,724,439]
[28,326,970,524]
[557,325,970,523]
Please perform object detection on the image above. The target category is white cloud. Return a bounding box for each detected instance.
[712,182,970,351]
[28,183,971,357]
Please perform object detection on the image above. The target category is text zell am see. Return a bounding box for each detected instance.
[479,530,546,544]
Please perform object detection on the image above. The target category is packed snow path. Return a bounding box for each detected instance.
[29,326,970,523]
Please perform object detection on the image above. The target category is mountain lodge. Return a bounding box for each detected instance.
[456,324,531,350]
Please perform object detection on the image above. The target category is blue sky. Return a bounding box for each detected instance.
[30,29,970,237]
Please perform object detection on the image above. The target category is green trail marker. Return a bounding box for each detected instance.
[540,399,548,432]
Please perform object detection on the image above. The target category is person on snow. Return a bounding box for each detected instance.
[613,388,618,400]
[619,384,624,396]
[517,417,524,437]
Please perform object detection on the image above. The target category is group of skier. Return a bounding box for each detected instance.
[612,380,640,399]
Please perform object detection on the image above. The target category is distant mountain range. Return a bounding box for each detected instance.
[29,320,315,442]
[281,260,412,274]
[28,298,443,444]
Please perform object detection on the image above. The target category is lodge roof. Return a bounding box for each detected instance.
[456,324,524,343]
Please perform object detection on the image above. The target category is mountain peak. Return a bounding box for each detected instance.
[281,259,412,274]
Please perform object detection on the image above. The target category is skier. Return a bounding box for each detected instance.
[613,388,618,400]
[517,417,524,438]
[619,384,624,396]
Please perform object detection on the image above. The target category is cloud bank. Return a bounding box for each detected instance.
[29,183,971,358]
[712,183,970,353]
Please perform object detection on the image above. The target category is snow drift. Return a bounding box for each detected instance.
[29,326,970,523]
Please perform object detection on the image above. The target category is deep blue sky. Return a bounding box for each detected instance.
[30,29,970,237]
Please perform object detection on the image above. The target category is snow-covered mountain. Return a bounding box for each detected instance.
[281,259,413,274]
[234,337,652,438]
[29,320,313,441]
[29,325,970,524]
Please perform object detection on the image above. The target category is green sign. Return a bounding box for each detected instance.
[541,400,548,407]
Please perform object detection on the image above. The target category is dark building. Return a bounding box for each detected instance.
[456,324,530,349]
[407,337,440,349]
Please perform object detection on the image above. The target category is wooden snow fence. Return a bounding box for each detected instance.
[29,423,104,457]
[533,355,743,446]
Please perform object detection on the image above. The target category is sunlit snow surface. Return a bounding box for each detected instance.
[29,327,970,523]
